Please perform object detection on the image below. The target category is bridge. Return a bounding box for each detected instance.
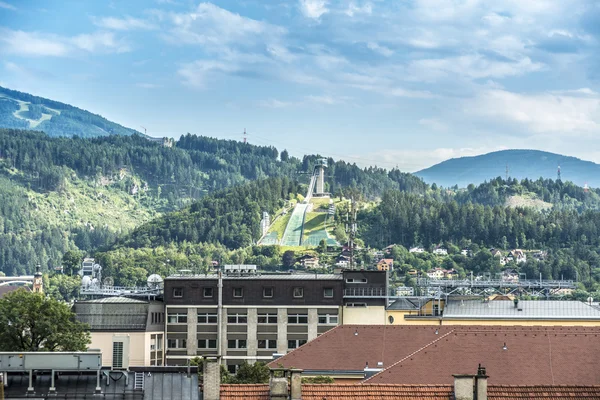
[0,276,34,286]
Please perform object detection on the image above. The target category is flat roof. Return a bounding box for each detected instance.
[165,274,343,281]
[442,300,600,320]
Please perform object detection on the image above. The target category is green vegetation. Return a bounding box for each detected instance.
[0,289,90,351]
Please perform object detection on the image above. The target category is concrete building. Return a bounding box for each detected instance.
[73,297,165,367]
[163,270,387,372]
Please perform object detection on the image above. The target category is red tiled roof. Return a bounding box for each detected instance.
[302,384,453,399]
[365,326,600,385]
[220,384,269,400]
[268,325,457,372]
[219,384,600,399]
[488,386,600,400]
[270,325,600,386]
[0,285,30,298]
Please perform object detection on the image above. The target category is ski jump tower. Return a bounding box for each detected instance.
[315,158,326,196]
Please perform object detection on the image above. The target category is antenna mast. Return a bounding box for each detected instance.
[243,128,247,144]
[557,165,561,181]
[140,126,147,135]
[505,164,509,181]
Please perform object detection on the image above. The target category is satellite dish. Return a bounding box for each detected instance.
[147,274,164,288]
[103,277,114,287]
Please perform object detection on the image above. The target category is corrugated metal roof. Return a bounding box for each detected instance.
[77,296,149,304]
[443,300,600,319]
[166,274,342,281]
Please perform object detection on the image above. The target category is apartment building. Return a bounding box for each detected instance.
[163,270,387,371]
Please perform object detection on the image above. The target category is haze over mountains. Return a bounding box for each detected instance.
[416,150,600,189]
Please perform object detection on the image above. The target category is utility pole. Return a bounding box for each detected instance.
[557,165,561,181]
[140,126,147,135]
[505,164,509,181]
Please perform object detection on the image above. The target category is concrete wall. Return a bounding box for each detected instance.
[90,331,162,367]
[342,306,385,325]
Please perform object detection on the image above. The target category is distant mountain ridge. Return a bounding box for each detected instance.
[415,149,600,188]
[0,86,141,138]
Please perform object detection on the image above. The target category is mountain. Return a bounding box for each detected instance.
[415,149,600,188]
[0,86,140,138]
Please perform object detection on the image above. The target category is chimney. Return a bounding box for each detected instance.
[476,364,488,400]
[290,369,303,400]
[453,374,475,400]
[203,356,221,400]
[269,369,289,400]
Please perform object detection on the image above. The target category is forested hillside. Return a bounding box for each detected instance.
[0,128,425,274]
[0,86,140,138]
[416,149,600,188]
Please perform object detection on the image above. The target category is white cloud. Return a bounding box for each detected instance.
[0,29,130,56]
[0,1,16,10]
[467,89,600,134]
[71,32,130,53]
[93,16,157,31]
[178,60,238,88]
[345,2,372,17]
[0,30,70,57]
[367,42,393,57]
[299,0,329,20]
[257,99,295,108]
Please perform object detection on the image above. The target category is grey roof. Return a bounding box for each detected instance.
[166,273,342,281]
[387,298,421,310]
[443,300,600,320]
[4,370,199,400]
[78,296,149,304]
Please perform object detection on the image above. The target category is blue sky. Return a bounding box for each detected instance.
[1,0,600,171]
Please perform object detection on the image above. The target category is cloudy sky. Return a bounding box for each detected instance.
[1,0,600,171]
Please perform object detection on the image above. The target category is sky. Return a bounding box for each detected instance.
[1,0,600,172]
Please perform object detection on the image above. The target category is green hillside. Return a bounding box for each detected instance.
[0,86,140,138]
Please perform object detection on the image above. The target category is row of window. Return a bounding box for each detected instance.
[172,287,335,299]
[167,339,307,350]
[167,313,339,325]
[150,312,164,324]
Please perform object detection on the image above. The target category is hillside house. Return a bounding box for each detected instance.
[501,269,519,282]
[299,255,320,269]
[377,258,394,271]
[509,249,527,264]
[427,268,445,279]
[533,250,547,261]
[490,248,503,258]
[409,246,425,253]
[433,246,448,256]
[460,249,472,257]
[335,255,351,268]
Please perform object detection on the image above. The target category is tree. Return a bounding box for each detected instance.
[0,289,90,351]
[230,361,270,384]
[282,250,296,268]
[280,149,289,162]
[318,239,327,254]
[62,250,83,276]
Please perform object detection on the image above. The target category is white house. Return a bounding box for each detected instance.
[433,246,448,256]
[409,247,425,253]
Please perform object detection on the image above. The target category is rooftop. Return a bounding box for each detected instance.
[76,296,149,304]
[271,325,600,386]
[0,285,30,298]
[220,384,600,400]
[165,273,342,281]
[443,300,600,320]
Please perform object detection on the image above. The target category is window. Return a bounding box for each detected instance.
[258,314,277,324]
[233,287,243,298]
[198,313,218,324]
[263,287,274,298]
[112,342,124,369]
[198,339,217,349]
[258,339,277,349]
[228,339,247,349]
[167,313,187,324]
[167,339,186,349]
[293,287,304,298]
[288,339,307,349]
[318,314,339,324]
[227,314,247,324]
[173,288,183,298]
[345,302,367,307]
[156,335,162,350]
[324,288,334,298]
[346,278,367,283]
[288,314,308,324]
[203,287,214,298]
[227,364,238,374]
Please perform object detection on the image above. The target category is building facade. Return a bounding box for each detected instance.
[163,270,387,371]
